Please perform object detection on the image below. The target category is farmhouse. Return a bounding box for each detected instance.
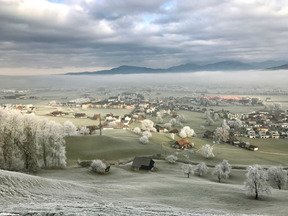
[131,157,155,171]
[74,113,87,118]
[173,138,193,150]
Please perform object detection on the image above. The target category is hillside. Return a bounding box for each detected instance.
[266,64,288,70]
[65,61,256,75]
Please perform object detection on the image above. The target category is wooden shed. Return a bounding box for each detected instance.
[132,157,155,171]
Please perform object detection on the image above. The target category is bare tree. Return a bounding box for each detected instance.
[244,164,271,200]
[194,162,208,176]
[267,165,287,190]
[183,164,194,178]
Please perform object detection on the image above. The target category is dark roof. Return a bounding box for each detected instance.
[132,157,154,168]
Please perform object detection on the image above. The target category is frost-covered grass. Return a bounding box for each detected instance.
[65,130,164,165]
[1,160,288,215]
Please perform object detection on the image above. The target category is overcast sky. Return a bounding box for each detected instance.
[0,0,288,75]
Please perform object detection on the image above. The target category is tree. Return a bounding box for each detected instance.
[139,135,149,144]
[267,165,287,190]
[91,160,107,174]
[183,164,194,178]
[133,127,141,134]
[141,119,155,132]
[142,131,152,138]
[194,162,208,176]
[64,121,77,136]
[244,164,271,199]
[179,126,196,138]
[214,127,229,142]
[201,144,215,158]
[204,110,214,126]
[212,164,229,183]
[213,113,219,121]
[165,155,177,164]
[212,160,232,182]
[220,159,232,174]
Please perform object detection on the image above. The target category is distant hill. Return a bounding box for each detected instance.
[265,64,288,70]
[65,60,282,75]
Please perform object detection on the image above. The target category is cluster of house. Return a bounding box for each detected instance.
[0,104,36,113]
[229,110,288,139]
[64,92,144,110]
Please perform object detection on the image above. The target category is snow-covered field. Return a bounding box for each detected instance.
[1,160,288,216]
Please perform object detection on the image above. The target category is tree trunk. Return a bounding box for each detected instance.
[255,182,258,200]
[188,173,190,178]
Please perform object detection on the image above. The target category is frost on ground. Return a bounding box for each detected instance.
[1,161,287,215]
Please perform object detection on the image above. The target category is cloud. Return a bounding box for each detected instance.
[0,0,288,75]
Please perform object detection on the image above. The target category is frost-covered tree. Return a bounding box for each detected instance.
[169,118,182,127]
[0,108,67,171]
[212,160,232,182]
[164,123,172,131]
[165,155,177,164]
[183,164,194,178]
[170,133,175,140]
[143,131,152,138]
[267,165,287,190]
[91,159,107,174]
[214,113,219,121]
[228,119,242,130]
[201,144,215,158]
[64,121,77,136]
[139,135,149,144]
[141,119,156,132]
[79,126,90,135]
[156,116,163,124]
[214,127,230,142]
[244,164,271,199]
[179,126,196,138]
[213,164,229,183]
[133,127,141,134]
[220,160,232,174]
[204,110,214,126]
[194,162,208,176]
[176,114,186,123]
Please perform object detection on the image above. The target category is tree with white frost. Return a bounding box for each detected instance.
[194,162,208,177]
[179,126,196,138]
[91,159,107,174]
[244,164,271,200]
[213,164,229,183]
[201,144,215,158]
[183,164,194,178]
[64,121,77,136]
[141,119,156,132]
[142,131,152,138]
[267,165,287,190]
[79,126,90,135]
[214,127,230,142]
[204,110,214,126]
[133,127,141,134]
[139,135,149,144]
[220,159,232,174]
[165,155,177,164]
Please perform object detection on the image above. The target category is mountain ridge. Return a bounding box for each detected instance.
[65,60,288,75]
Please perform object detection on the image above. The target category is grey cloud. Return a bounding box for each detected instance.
[0,0,288,74]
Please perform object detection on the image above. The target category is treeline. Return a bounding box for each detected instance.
[0,108,72,172]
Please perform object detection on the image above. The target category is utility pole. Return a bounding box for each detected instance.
[99,114,102,136]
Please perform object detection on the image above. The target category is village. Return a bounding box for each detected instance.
[2,90,287,154]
